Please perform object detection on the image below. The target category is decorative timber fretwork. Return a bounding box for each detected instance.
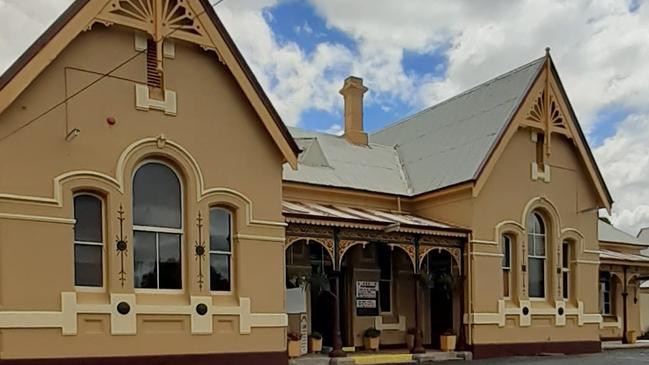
[520,53,573,158]
[95,0,215,52]
[286,224,334,240]
[525,89,568,133]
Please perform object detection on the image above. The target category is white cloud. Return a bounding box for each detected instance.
[594,113,649,235]
[0,0,73,72]
[2,0,649,231]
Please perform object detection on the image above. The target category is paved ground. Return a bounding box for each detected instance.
[452,349,649,364]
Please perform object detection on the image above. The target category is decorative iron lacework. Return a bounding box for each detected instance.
[115,205,128,287]
[194,211,207,290]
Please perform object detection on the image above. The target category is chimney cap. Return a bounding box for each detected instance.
[340,76,368,94]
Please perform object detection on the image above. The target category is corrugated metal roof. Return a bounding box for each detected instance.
[600,249,649,263]
[282,200,465,235]
[370,57,545,194]
[282,128,411,195]
[598,220,649,247]
[281,57,545,196]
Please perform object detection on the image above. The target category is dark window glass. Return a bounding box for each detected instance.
[379,280,391,312]
[74,194,103,287]
[562,242,569,268]
[528,257,545,298]
[210,209,231,252]
[74,245,102,287]
[210,254,231,291]
[562,272,569,299]
[74,195,102,242]
[134,231,157,289]
[502,235,511,268]
[133,163,181,228]
[159,233,181,289]
[132,162,183,290]
[210,208,232,291]
[378,245,392,312]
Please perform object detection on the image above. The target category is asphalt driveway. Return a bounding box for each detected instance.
[454,349,649,364]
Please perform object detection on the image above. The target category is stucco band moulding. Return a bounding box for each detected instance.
[0,293,287,336]
[465,299,601,327]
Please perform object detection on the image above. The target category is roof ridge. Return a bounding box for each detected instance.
[371,55,546,138]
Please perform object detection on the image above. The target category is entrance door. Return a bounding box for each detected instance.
[424,251,454,348]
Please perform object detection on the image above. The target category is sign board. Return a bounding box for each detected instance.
[285,288,307,314]
[355,281,379,316]
[299,313,308,355]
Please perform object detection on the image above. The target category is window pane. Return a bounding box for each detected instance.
[503,269,510,297]
[74,244,102,286]
[562,243,569,268]
[210,253,231,291]
[529,257,545,298]
[159,233,181,289]
[134,231,157,288]
[502,236,510,268]
[74,195,102,242]
[534,236,545,256]
[378,245,391,280]
[133,163,181,228]
[562,272,569,299]
[527,234,535,255]
[379,280,391,312]
[210,209,231,252]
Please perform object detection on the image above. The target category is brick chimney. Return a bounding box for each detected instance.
[340,76,368,145]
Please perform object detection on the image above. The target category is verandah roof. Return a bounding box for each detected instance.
[282,200,468,238]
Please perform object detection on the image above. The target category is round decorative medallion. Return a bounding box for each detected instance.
[195,245,205,256]
[196,303,208,316]
[522,306,530,316]
[116,240,127,252]
[558,307,564,316]
[117,302,130,315]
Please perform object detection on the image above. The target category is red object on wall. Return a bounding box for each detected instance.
[107,117,116,125]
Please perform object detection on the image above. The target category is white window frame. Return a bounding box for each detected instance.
[209,207,233,295]
[527,212,547,299]
[73,192,106,292]
[561,241,570,300]
[502,234,512,299]
[600,276,612,315]
[132,160,184,294]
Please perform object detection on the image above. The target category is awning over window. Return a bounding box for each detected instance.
[282,200,468,238]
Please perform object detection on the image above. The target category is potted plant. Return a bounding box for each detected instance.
[440,329,457,352]
[405,327,417,351]
[287,332,302,358]
[363,327,381,351]
[309,332,323,353]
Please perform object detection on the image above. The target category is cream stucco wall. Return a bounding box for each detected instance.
[0,24,288,359]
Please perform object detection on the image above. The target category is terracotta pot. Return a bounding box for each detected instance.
[363,336,380,351]
[628,330,637,344]
[288,340,301,358]
[440,335,456,352]
[309,337,323,353]
[405,334,415,351]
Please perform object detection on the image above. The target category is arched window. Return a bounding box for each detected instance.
[561,241,571,299]
[133,162,182,290]
[527,212,546,298]
[210,208,232,292]
[74,194,104,287]
[502,234,512,298]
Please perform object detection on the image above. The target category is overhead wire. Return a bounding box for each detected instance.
[0,0,227,144]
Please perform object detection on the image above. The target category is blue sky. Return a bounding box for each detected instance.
[1,0,649,232]
[230,0,630,147]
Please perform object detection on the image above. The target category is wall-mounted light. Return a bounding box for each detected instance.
[65,128,80,142]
